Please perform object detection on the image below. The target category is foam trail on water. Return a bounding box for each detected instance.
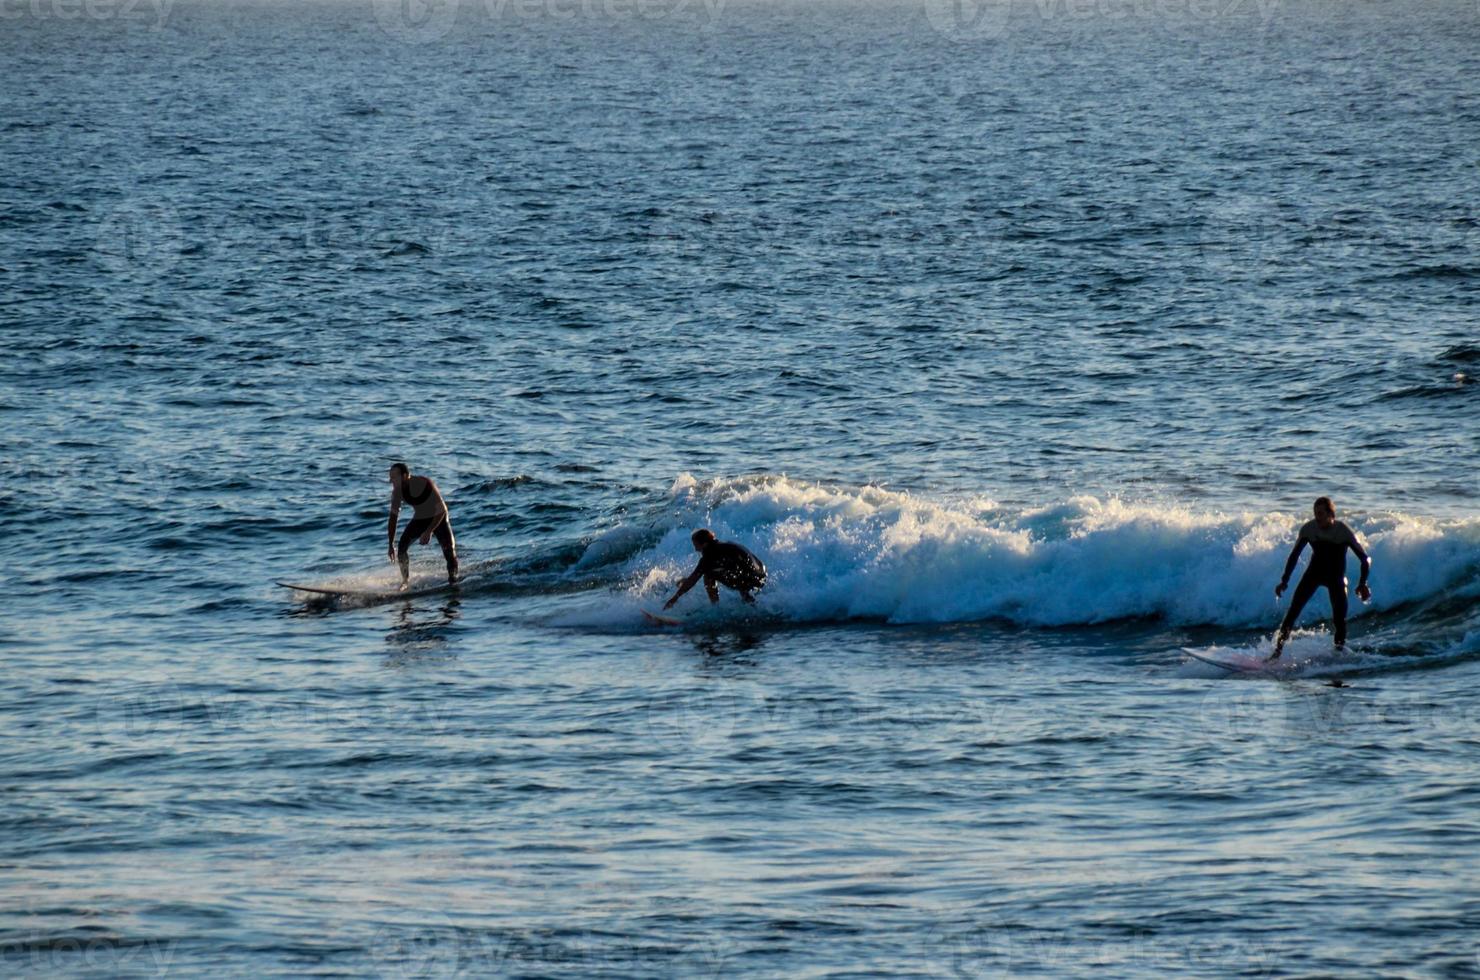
[1177,632,1393,680]
[565,475,1480,631]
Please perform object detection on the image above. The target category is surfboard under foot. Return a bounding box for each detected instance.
[1182,647,1279,674]
[277,580,458,600]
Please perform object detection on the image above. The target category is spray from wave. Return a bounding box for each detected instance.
[558,475,1480,640]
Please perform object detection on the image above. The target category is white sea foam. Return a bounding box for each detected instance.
[577,475,1480,630]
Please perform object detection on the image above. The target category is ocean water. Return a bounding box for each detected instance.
[4,0,1480,975]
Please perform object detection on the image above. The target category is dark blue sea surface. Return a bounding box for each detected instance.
[3,0,1479,975]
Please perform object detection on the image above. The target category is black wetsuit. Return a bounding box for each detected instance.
[696,541,767,600]
[1278,519,1370,646]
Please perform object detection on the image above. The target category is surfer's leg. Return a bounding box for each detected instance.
[397,518,429,583]
[1274,573,1319,657]
[1329,578,1349,648]
[738,572,763,604]
[433,516,458,582]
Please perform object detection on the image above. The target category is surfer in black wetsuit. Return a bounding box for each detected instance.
[387,463,458,586]
[663,529,767,610]
[1270,496,1371,660]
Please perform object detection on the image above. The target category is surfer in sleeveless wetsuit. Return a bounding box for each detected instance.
[1270,496,1370,660]
[387,463,459,586]
[663,529,767,610]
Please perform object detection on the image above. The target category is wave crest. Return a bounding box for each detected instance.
[595,475,1480,629]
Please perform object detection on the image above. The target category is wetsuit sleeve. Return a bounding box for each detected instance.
[1280,532,1307,586]
[666,563,706,607]
[1348,527,1371,587]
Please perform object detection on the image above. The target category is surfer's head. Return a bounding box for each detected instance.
[691,528,716,551]
[1314,496,1336,527]
[389,462,410,485]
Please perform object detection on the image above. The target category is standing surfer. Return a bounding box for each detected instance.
[1269,496,1370,660]
[663,529,767,610]
[387,463,458,586]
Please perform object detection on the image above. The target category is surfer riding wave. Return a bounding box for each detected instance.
[663,529,766,610]
[1270,496,1371,660]
[387,462,459,586]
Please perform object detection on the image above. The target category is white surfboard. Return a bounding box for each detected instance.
[1182,647,1278,674]
[277,580,458,601]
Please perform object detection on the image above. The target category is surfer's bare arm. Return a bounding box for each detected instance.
[387,487,402,559]
[664,568,704,610]
[1276,536,1307,597]
[1350,531,1372,599]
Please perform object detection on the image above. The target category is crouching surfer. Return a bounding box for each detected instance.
[387,462,458,587]
[663,529,766,610]
[1269,496,1370,660]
